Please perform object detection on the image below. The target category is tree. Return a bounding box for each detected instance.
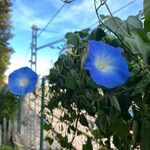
[0,1,16,146]
[0,0,13,85]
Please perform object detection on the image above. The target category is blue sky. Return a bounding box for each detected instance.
[6,0,143,76]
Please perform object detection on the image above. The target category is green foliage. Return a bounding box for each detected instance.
[0,86,17,119]
[83,138,93,150]
[45,1,150,149]
[124,29,150,64]
[144,0,150,19]
[0,146,18,150]
[45,137,54,145]
[79,114,89,127]
[0,0,13,85]
[56,134,72,149]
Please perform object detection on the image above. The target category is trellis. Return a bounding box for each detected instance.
[14,0,138,149]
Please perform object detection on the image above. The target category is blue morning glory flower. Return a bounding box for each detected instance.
[84,40,129,89]
[8,67,38,96]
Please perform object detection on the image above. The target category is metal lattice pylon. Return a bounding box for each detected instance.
[30,25,38,72]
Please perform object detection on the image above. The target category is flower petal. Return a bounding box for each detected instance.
[87,40,121,61]
[84,40,129,88]
[8,67,38,95]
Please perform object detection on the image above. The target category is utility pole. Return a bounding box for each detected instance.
[30,25,38,72]
[30,25,65,72]
[29,24,65,149]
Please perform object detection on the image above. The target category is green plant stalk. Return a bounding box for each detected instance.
[17,96,24,133]
[40,77,45,150]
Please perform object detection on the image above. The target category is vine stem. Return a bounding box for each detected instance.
[103,0,132,38]
[93,0,138,63]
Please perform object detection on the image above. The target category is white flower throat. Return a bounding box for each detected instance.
[97,63,107,71]
[19,78,29,87]
[95,55,114,72]
[95,56,109,72]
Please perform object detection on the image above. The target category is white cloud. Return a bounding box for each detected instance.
[12,0,98,33]
[12,0,49,31]
[47,0,64,9]
[50,0,97,28]
[12,0,143,32]
[5,54,30,76]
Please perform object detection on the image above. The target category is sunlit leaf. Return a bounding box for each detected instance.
[124,29,150,64]
[65,32,80,47]
[126,15,143,29]
[144,0,150,18]
[109,96,121,112]
[104,16,127,35]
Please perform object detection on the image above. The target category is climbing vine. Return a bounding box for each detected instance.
[45,0,150,149]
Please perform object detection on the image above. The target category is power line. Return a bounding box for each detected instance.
[113,0,136,15]
[36,37,65,51]
[37,28,60,34]
[37,3,66,38]
[89,0,136,28]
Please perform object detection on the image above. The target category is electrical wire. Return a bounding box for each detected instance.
[37,3,66,38]
[89,0,136,29]
[37,28,60,34]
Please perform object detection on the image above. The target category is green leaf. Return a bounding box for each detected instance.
[126,15,143,29]
[45,137,54,145]
[89,28,106,41]
[104,16,127,36]
[79,114,89,127]
[49,68,60,83]
[83,138,93,150]
[147,32,150,40]
[117,94,132,121]
[109,96,121,112]
[111,119,128,136]
[144,0,150,18]
[44,123,52,131]
[95,111,109,135]
[65,69,77,89]
[56,134,72,148]
[141,120,150,150]
[113,134,130,150]
[144,16,150,32]
[65,75,75,89]
[109,106,120,122]
[63,114,73,122]
[124,29,150,64]
[79,95,95,116]
[65,32,80,47]
[47,97,59,111]
[92,129,102,139]
[78,28,90,38]
[144,0,150,32]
